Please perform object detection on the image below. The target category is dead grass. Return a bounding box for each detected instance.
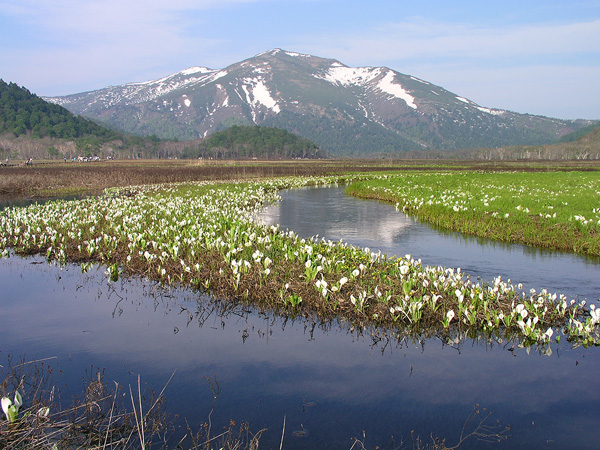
[2,159,599,199]
[0,357,264,449]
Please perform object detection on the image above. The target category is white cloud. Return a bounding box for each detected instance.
[0,0,258,94]
[2,0,255,43]
[299,17,600,65]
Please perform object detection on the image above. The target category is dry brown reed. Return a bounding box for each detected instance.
[0,159,366,197]
[0,358,263,449]
[2,159,599,199]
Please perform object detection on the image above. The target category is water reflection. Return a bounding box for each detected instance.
[258,186,600,302]
[1,256,599,449]
[0,193,96,210]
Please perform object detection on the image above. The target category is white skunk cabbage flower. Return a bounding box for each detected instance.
[446,310,455,323]
[37,406,50,418]
[1,397,11,419]
[2,391,22,422]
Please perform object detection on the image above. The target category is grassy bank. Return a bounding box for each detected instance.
[347,171,600,257]
[1,175,598,348]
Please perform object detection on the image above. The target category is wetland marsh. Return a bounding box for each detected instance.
[0,163,599,449]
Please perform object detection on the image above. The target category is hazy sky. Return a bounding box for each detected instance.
[1,0,599,120]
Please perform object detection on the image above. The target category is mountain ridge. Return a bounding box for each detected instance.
[45,49,596,156]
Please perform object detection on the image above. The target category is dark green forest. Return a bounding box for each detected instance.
[0,79,121,140]
[181,125,323,159]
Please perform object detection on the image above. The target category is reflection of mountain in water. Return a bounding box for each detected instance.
[259,188,416,246]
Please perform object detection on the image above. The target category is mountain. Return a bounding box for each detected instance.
[44,49,596,156]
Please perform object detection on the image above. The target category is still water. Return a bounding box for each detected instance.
[259,186,600,302]
[1,187,599,449]
[0,193,92,210]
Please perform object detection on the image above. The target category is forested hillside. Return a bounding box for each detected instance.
[0,80,121,140]
[181,125,323,159]
[0,80,167,160]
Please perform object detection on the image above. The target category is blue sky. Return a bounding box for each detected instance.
[1,0,599,119]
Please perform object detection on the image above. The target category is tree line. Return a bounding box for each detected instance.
[181,125,323,159]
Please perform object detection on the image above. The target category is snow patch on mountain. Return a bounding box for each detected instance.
[358,102,369,118]
[476,106,505,116]
[208,70,228,84]
[317,66,417,109]
[180,66,213,76]
[253,66,269,74]
[284,51,312,58]
[215,84,230,107]
[253,81,279,112]
[241,85,252,104]
[136,67,212,87]
[456,95,504,115]
[261,48,312,59]
[241,78,280,121]
[410,76,430,85]
[319,66,382,86]
[257,48,295,58]
[256,49,277,57]
[378,72,417,109]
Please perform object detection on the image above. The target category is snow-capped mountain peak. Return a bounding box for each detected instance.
[44,48,587,155]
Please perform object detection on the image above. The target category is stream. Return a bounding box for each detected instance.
[1,186,599,449]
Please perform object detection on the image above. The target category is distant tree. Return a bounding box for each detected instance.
[186,125,323,159]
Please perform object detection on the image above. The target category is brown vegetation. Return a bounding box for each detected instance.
[0,357,265,449]
[0,159,355,197]
[1,159,600,199]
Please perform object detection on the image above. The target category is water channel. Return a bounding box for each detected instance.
[259,186,600,302]
[1,186,599,449]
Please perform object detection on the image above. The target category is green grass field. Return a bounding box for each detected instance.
[347,171,600,257]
